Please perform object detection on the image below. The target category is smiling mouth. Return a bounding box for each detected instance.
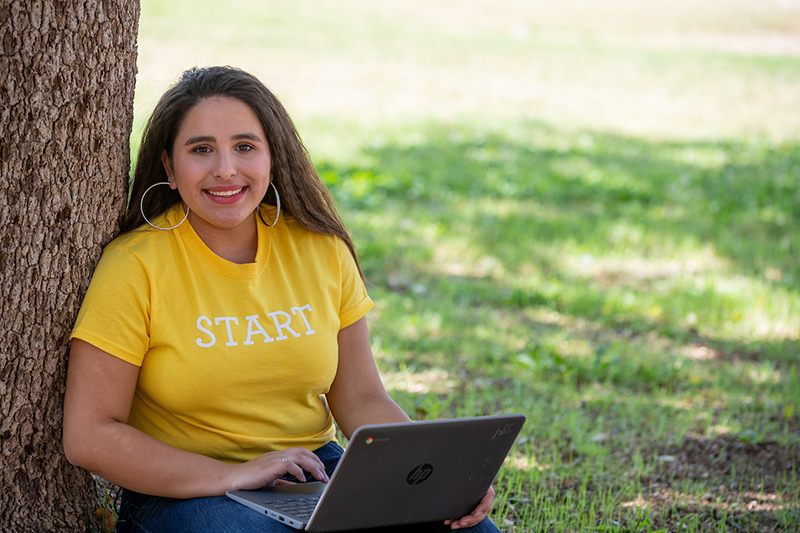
[206,187,245,197]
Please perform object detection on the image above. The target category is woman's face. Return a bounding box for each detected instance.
[162,96,271,236]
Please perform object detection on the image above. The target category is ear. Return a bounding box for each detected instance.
[161,150,177,189]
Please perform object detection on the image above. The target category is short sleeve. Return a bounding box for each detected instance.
[336,238,373,329]
[71,245,152,366]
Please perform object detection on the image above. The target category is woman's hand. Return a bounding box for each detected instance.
[226,447,330,491]
[443,486,495,530]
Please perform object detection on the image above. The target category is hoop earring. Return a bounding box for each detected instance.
[257,182,281,227]
[140,181,189,230]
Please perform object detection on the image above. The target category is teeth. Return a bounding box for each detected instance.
[208,188,243,197]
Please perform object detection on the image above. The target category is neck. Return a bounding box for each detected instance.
[188,212,259,264]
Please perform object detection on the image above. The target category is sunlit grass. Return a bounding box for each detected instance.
[136,0,800,139]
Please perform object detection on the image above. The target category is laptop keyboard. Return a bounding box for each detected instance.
[266,496,321,521]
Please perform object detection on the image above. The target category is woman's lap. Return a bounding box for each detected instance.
[117,491,293,533]
[116,441,501,533]
[117,493,500,533]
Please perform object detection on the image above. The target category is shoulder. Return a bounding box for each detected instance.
[105,204,186,254]
[106,225,156,250]
[268,214,356,273]
[271,212,342,249]
[97,223,178,277]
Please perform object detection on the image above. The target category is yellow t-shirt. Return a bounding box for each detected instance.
[71,204,373,463]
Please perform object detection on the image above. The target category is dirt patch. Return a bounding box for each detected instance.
[510,430,800,532]
[636,432,800,532]
[653,432,799,492]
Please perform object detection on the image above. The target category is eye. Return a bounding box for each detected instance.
[235,143,255,152]
[192,145,212,154]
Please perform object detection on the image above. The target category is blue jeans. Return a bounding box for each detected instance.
[116,442,501,533]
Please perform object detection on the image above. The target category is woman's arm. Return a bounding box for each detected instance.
[327,317,494,530]
[326,317,410,438]
[63,339,328,498]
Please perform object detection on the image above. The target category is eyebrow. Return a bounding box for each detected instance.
[184,133,263,146]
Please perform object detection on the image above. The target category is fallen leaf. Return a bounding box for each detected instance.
[95,508,115,532]
[590,433,610,443]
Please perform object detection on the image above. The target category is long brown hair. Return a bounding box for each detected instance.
[121,66,363,277]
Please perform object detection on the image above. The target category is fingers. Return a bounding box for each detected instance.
[446,513,483,530]
[228,447,329,492]
[280,448,329,483]
[446,510,486,530]
[445,486,496,530]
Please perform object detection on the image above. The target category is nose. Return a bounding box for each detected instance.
[212,150,237,180]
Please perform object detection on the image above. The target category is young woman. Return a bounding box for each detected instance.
[63,67,500,532]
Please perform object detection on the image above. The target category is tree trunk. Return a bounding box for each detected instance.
[0,1,139,530]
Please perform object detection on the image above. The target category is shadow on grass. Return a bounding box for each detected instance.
[381,381,800,533]
[317,120,800,378]
[322,120,798,281]
[321,124,800,533]
[491,430,800,533]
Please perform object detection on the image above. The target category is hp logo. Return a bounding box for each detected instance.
[406,464,434,485]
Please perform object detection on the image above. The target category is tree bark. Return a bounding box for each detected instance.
[0,1,139,530]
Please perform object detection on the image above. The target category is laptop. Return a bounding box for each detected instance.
[226,414,526,532]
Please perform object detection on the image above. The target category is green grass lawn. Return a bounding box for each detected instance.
[329,122,800,531]
[130,1,800,531]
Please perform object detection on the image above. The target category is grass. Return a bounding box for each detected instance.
[335,122,800,531]
[121,1,800,531]
[332,122,800,531]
